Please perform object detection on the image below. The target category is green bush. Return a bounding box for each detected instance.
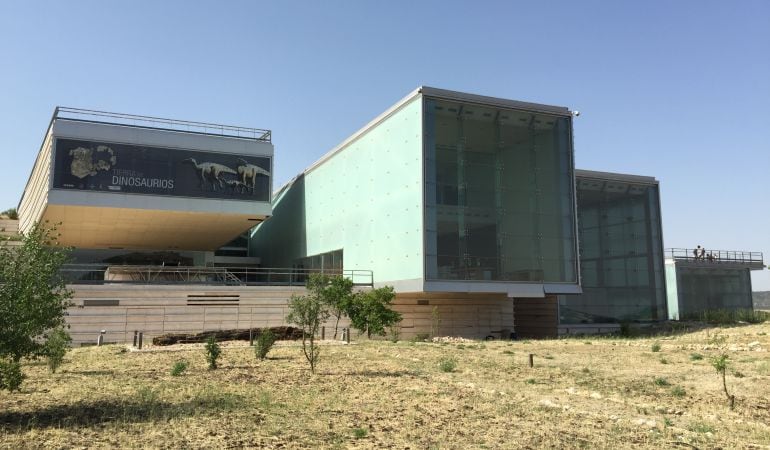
[438,357,457,373]
[619,321,633,337]
[651,342,662,352]
[171,360,189,376]
[352,427,368,439]
[690,353,704,361]
[44,327,71,373]
[684,308,768,325]
[205,336,221,370]
[671,386,686,397]
[255,329,277,361]
[0,358,24,391]
[736,309,769,324]
[653,377,670,387]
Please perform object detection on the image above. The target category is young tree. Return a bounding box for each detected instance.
[0,223,72,390]
[348,286,402,339]
[712,354,735,409]
[307,274,356,339]
[286,292,328,374]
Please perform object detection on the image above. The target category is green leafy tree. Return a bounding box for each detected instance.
[286,292,329,374]
[349,286,402,339]
[307,274,356,339]
[0,223,72,390]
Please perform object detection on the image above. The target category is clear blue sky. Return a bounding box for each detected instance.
[1,1,769,289]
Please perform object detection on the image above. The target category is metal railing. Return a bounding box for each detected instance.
[54,107,271,141]
[59,264,374,287]
[666,248,764,265]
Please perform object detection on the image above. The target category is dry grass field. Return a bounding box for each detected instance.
[1,323,769,449]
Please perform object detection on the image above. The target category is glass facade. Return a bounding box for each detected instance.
[559,177,666,324]
[424,98,577,283]
[676,267,752,317]
[296,249,344,274]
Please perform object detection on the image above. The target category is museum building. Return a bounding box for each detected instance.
[14,89,764,344]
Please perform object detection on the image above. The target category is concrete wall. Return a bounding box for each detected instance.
[67,284,352,346]
[0,219,20,248]
[392,292,512,340]
[18,128,53,232]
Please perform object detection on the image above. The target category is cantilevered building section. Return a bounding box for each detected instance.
[559,170,667,331]
[251,86,580,338]
[665,249,764,320]
[18,108,273,252]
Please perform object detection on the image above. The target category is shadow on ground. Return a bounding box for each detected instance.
[0,391,251,430]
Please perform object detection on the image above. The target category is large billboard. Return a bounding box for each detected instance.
[52,138,271,201]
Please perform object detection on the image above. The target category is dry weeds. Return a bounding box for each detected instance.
[1,323,769,449]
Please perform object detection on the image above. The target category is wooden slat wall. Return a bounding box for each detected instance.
[513,296,558,339]
[393,292,513,340]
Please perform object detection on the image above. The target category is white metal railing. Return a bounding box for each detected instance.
[54,106,271,141]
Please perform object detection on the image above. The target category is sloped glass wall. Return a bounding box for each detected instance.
[424,98,577,283]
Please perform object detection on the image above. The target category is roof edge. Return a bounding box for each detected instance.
[575,169,658,185]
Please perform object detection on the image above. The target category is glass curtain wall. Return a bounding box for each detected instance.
[424,98,577,283]
[560,179,666,323]
[677,268,752,317]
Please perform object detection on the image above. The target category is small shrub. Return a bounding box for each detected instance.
[352,427,368,439]
[707,331,727,346]
[619,321,633,337]
[671,386,686,397]
[524,378,536,385]
[732,370,745,378]
[0,359,24,391]
[430,306,442,338]
[689,422,715,433]
[255,329,277,361]
[45,327,71,373]
[171,360,189,376]
[388,325,400,343]
[415,333,430,342]
[205,335,221,370]
[438,357,457,373]
[502,350,514,355]
[690,353,704,361]
[660,358,669,364]
[664,417,674,427]
[736,309,769,324]
[583,341,592,345]
[712,353,735,409]
[651,342,662,352]
[653,377,670,387]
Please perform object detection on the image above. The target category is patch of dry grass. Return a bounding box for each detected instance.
[1,323,769,449]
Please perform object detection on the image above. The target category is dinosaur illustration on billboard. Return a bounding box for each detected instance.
[182,158,238,191]
[69,145,116,179]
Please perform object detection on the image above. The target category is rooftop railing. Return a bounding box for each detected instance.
[54,106,271,142]
[666,248,764,265]
[59,264,373,287]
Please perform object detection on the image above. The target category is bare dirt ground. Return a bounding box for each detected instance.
[1,323,769,449]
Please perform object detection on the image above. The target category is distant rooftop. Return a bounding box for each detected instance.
[53,106,271,142]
